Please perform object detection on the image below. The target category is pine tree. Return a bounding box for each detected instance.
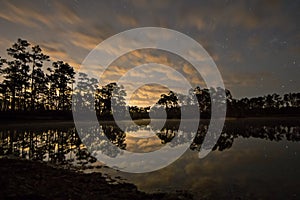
[48,61,75,110]
[29,45,49,110]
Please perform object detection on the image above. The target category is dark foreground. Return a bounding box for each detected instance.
[0,158,193,200]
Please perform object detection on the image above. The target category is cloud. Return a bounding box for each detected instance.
[53,1,82,25]
[125,134,164,153]
[178,13,207,31]
[0,1,49,28]
[129,0,173,9]
[228,51,243,63]
[68,31,102,51]
[182,63,196,76]
[0,1,90,70]
[41,41,81,69]
[117,15,138,27]
[84,48,210,106]
[226,7,260,30]
[66,24,116,52]
[128,84,169,106]
[247,35,261,48]
[223,70,263,87]
[0,1,89,68]
[177,0,291,32]
[220,67,280,98]
[0,38,13,55]
[0,1,84,29]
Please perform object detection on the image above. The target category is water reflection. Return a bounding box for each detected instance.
[0,119,299,166]
[192,122,300,152]
[0,127,96,165]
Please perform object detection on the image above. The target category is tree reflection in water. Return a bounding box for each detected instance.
[0,120,299,166]
[0,127,96,165]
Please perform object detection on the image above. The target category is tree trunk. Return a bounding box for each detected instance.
[31,61,35,111]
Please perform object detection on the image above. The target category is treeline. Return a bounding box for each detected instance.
[0,39,75,112]
[150,88,300,118]
[0,39,299,119]
[227,92,300,117]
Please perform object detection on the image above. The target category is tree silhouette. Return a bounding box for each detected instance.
[73,72,98,112]
[0,56,4,72]
[4,39,31,111]
[0,39,299,119]
[95,82,127,118]
[194,87,211,115]
[29,45,49,110]
[47,61,75,111]
[158,91,179,109]
[0,57,6,111]
[284,93,300,107]
[157,91,180,119]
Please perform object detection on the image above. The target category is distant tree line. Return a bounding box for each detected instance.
[0,39,299,119]
[152,87,300,118]
[227,92,300,117]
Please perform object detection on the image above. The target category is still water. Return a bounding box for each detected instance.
[0,118,299,199]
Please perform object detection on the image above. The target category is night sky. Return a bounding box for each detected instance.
[0,0,299,105]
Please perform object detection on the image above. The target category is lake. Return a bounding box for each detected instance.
[0,118,299,199]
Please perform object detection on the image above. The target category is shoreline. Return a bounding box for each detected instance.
[0,157,193,200]
[0,116,299,127]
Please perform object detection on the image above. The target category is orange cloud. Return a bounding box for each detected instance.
[53,1,82,25]
[0,1,47,28]
[117,15,138,27]
[41,42,81,69]
[125,134,164,153]
[0,1,84,29]
[68,31,101,51]
[129,84,169,106]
